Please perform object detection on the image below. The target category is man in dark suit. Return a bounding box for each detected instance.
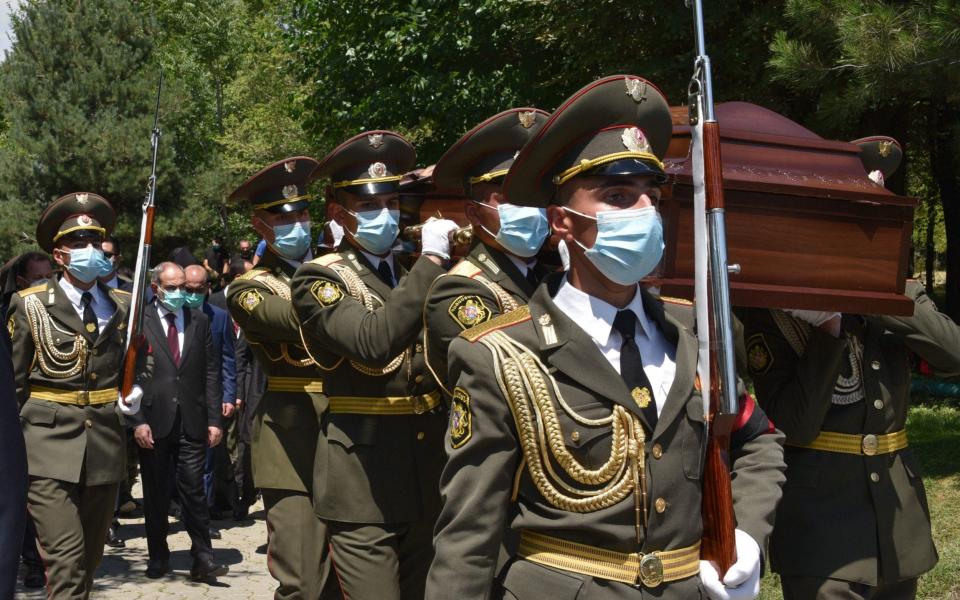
[127,261,228,582]
[0,326,27,600]
[232,329,265,520]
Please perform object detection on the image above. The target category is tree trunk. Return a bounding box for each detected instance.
[925,198,936,289]
[928,106,960,322]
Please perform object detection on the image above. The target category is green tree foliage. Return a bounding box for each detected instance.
[0,0,184,260]
[769,0,960,318]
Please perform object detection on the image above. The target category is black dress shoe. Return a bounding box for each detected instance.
[105,524,125,548]
[22,563,46,588]
[255,542,268,555]
[232,504,249,521]
[145,559,170,579]
[190,557,228,581]
[209,527,222,540]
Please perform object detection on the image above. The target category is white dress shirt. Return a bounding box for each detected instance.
[58,277,113,334]
[156,302,185,354]
[552,276,677,416]
[360,250,397,286]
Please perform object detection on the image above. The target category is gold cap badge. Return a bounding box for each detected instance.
[282,184,298,199]
[621,127,652,154]
[284,160,297,173]
[368,133,384,149]
[518,111,537,129]
[368,162,387,179]
[624,77,647,103]
[76,193,89,204]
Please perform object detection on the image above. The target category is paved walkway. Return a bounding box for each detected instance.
[16,492,276,599]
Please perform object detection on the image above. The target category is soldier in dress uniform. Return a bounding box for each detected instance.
[7,192,145,599]
[740,136,960,600]
[423,108,552,396]
[225,158,340,600]
[426,75,787,600]
[289,131,459,599]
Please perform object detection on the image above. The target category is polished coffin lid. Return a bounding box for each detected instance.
[655,102,916,316]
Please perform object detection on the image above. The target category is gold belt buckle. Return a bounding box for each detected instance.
[638,553,664,588]
[77,390,90,406]
[412,395,427,415]
[862,434,879,456]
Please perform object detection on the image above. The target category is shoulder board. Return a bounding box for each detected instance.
[237,268,268,281]
[448,260,483,279]
[309,253,344,268]
[660,295,693,306]
[460,305,531,343]
[17,284,47,298]
[112,288,131,295]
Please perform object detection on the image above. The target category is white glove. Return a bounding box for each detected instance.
[699,529,761,600]
[421,218,460,260]
[786,309,840,327]
[868,169,885,186]
[117,385,143,416]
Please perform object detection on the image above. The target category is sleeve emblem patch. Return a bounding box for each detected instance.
[448,295,490,330]
[311,281,343,307]
[449,386,472,448]
[238,289,264,314]
[747,333,773,375]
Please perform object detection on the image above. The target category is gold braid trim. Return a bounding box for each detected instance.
[23,295,88,378]
[461,305,531,342]
[479,330,647,531]
[475,275,519,313]
[327,263,406,376]
[248,271,313,368]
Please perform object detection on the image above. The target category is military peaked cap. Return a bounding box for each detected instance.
[229,156,319,214]
[851,136,903,179]
[503,75,672,208]
[433,108,550,194]
[36,192,115,253]
[314,131,416,196]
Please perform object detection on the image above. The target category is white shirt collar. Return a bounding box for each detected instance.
[58,276,107,309]
[359,250,395,274]
[552,276,651,346]
[506,254,536,277]
[102,275,120,289]
[156,300,183,322]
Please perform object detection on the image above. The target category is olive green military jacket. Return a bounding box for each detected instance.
[424,241,546,396]
[427,275,786,600]
[740,281,960,586]
[227,250,325,493]
[8,279,136,486]
[291,247,446,524]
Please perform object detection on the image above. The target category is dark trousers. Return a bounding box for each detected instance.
[138,412,213,562]
[234,437,255,510]
[21,514,42,566]
[781,576,918,600]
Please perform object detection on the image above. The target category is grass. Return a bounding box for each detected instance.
[758,401,960,599]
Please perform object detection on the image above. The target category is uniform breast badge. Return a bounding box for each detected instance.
[632,386,652,409]
[311,281,343,307]
[450,387,472,448]
[449,295,489,330]
[238,289,264,314]
[746,333,773,375]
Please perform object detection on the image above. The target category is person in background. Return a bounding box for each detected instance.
[232,328,264,521]
[237,240,255,262]
[0,323,27,600]
[184,264,237,530]
[128,262,227,582]
[99,237,132,292]
[204,236,230,286]
[251,238,267,266]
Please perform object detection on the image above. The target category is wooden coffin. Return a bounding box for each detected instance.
[655,102,916,316]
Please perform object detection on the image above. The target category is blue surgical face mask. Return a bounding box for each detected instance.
[477,202,549,258]
[184,291,205,309]
[270,220,312,260]
[347,208,400,255]
[98,256,116,279]
[158,287,187,312]
[64,246,108,284]
[564,206,664,285]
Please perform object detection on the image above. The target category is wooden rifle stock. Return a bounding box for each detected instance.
[698,120,738,574]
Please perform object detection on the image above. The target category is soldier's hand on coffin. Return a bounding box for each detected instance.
[786,309,841,337]
[117,385,143,415]
[421,218,460,261]
[134,424,154,450]
[699,529,761,600]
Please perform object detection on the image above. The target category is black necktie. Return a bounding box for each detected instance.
[81,292,98,341]
[612,309,657,429]
[377,260,395,288]
[524,267,538,289]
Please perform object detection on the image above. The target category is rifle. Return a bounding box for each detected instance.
[121,72,163,401]
[687,0,739,576]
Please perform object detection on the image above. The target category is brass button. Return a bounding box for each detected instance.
[873,399,884,410]
[89,372,98,381]
[416,431,425,441]
[84,419,93,429]
[651,444,663,459]
[415,343,424,353]
[870,360,881,371]
[870,472,880,483]
[862,434,879,456]
[414,374,424,384]
[570,431,580,443]
[654,497,667,513]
